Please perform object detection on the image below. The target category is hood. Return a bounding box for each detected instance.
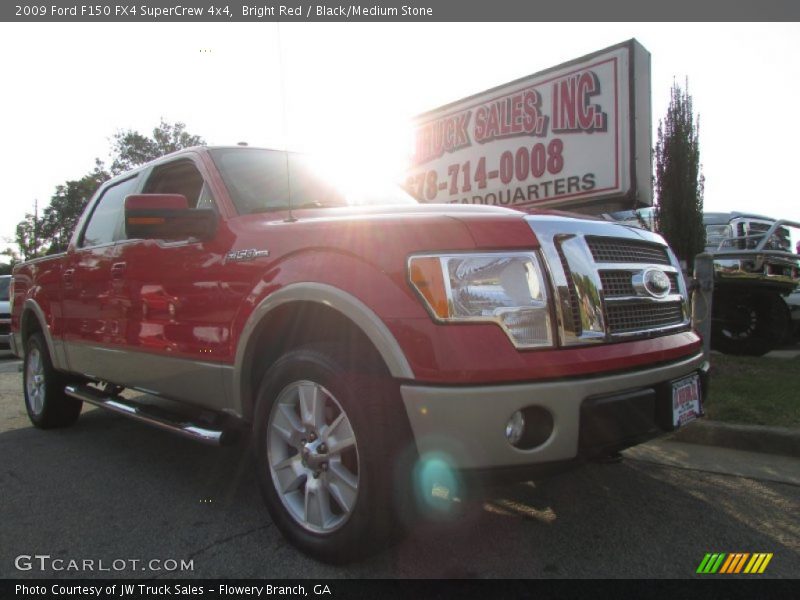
[231,202,541,258]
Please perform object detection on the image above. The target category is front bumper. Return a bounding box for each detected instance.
[400,352,708,470]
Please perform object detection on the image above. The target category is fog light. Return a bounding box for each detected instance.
[505,411,525,446]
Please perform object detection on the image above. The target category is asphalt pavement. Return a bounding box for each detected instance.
[0,353,798,579]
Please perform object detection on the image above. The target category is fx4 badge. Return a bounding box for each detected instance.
[225,249,270,263]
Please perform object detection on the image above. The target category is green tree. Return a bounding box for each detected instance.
[110,119,205,175]
[39,161,111,255]
[14,120,204,258]
[0,249,18,275]
[654,80,705,269]
[14,211,44,261]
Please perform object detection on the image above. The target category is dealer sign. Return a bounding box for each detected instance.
[406,39,652,214]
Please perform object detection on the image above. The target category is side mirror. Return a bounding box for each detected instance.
[125,194,217,241]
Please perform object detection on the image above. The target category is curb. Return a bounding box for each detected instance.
[669,420,800,458]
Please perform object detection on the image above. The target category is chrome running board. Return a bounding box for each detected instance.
[65,385,225,446]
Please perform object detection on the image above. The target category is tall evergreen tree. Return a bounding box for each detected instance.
[654,80,705,270]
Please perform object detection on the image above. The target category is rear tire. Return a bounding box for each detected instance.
[23,332,82,428]
[253,344,411,563]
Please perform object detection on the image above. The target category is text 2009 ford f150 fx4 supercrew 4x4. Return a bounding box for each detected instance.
[10,146,708,562]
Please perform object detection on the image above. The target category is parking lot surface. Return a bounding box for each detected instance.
[1,354,798,579]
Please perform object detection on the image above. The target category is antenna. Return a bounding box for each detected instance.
[275,23,296,223]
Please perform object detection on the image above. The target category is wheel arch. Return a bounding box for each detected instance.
[233,283,414,421]
[20,300,69,371]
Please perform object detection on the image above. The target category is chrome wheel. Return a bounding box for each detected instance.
[25,347,46,416]
[22,332,82,429]
[266,380,359,534]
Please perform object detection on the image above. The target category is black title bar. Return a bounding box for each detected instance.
[4,578,800,600]
[3,0,800,22]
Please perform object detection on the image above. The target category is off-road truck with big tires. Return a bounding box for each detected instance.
[703,212,800,356]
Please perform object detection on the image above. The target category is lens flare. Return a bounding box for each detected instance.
[412,452,463,516]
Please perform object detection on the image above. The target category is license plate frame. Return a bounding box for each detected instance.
[671,373,701,428]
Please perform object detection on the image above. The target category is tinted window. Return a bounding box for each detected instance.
[0,277,9,301]
[81,176,139,247]
[143,160,212,210]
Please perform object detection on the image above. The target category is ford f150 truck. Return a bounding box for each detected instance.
[703,212,800,355]
[10,146,708,562]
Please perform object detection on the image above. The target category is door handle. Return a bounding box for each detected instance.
[62,268,75,286]
[111,262,127,279]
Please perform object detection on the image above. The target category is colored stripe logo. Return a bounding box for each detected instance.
[696,553,773,574]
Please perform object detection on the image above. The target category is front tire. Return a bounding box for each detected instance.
[253,345,410,563]
[23,332,82,428]
[711,292,790,356]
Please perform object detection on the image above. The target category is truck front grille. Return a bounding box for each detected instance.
[606,302,685,334]
[527,217,691,346]
[586,236,671,265]
[556,244,583,334]
[599,270,680,298]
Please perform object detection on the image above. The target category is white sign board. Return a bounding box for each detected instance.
[406,40,652,213]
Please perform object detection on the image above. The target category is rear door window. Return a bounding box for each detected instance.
[141,159,215,211]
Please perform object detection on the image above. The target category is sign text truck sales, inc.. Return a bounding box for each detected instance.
[406,39,652,214]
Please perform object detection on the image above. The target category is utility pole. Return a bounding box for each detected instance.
[33,198,39,258]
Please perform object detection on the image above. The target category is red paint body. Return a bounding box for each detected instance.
[11,147,700,387]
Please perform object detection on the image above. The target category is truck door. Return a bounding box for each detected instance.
[62,175,141,379]
[111,156,231,411]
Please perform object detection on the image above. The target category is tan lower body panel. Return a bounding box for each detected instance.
[401,352,706,469]
[64,342,233,413]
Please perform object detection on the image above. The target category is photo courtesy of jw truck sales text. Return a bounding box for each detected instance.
[8,36,709,565]
[14,584,331,597]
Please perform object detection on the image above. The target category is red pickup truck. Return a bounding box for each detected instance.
[10,146,707,561]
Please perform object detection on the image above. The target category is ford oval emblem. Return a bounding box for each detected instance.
[642,268,671,298]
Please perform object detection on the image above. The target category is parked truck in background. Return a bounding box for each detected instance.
[10,146,707,562]
[703,212,800,356]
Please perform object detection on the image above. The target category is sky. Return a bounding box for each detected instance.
[1,22,799,258]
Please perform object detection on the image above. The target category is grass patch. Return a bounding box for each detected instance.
[706,353,800,428]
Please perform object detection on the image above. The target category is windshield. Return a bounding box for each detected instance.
[0,277,9,301]
[705,219,800,253]
[209,148,416,215]
[704,224,733,250]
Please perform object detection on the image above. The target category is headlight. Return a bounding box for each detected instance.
[408,252,553,348]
